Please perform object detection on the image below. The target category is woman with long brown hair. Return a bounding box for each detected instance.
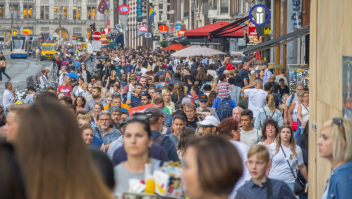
[268,125,308,192]
[171,83,186,104]
[176,127,195,167]
[14,101,113,199]
[196,66,207,83]
[206,91,217,108]
[259,119,280,153]
[254,94,283,131]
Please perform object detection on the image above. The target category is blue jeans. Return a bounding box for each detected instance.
[287,183,295,193]
[295,120,302,139]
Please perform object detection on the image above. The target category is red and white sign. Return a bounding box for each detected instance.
[92,31,102,41]
[118,4,130,14]
[248,20,262,44]
[129,104,155,116]
[139,26,147,32]
[76,43,82,50]
[178,30,185,36]
[72,35,76,40]
[159,25,168,34]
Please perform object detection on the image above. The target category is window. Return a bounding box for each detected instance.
[23,5,33,19]
[9,5,19,19]
[73,7,81,20]
[62,6,67,18]
[87,6,96,20]
[220,0,228,13]
[0,5,4,18]
[54,6,58,19]
[213,0,217,9]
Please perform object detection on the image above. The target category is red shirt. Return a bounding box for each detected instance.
[226,62,235,70]
[57,85,72,97]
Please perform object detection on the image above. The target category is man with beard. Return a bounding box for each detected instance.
[126,83,143,107]
[140,93,151,105]
[93,111,122,151]
[110,106,122,129]
[120,73,128,87]
[84,87,106,113]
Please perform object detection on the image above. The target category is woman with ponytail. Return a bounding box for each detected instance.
[254,94,284,131]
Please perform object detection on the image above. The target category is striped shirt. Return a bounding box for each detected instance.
[216,81,231,99]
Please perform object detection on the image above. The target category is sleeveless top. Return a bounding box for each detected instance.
[301,104,309,123]
[292,102,299,122]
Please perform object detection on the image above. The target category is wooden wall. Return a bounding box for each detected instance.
[309,0,352,198]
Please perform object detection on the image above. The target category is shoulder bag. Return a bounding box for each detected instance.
[280,145,305,195]
[95,127,103,141]
[267,178,273,199]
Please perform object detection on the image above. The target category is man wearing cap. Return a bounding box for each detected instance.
[196,94,219,120]
[145,106,179,162]
[197,116,219,136]
[66,66,79,80]
[44,67,51,78]
[262,62,272,85]
[24,86,36,105]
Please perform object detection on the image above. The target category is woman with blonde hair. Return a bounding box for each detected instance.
[254,94,283,130]
[228,70,235,78]
[268,125,308,192]
[171,83,186,104]
[288,90,304,130]
[318,118,352,198]
[281,93,290,123]
[14,101,113,199]
[163,90,175,114]
[249,72,259,85]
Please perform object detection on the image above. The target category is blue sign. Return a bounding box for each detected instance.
[137,0,142,22]
[249,4,271,26]
[175,24,182,30]
[145,33,152,38]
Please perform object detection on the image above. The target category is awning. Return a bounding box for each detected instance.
[209,16,248,38]
[181,38,224,46]
[242,26,310,54]
[185,22,230,37]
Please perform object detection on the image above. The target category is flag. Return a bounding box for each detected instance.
[98,0,108,14]
[105,20,110,28]
[149,8,156,23]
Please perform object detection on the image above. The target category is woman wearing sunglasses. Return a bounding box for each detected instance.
[319,118,352,199]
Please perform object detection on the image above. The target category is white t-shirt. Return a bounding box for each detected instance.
[228,141,251,198]
[244,88,268,117]
[259,141,276,159]
[268,145,304,183]
[140,68,149,74]
[240,128,262,148]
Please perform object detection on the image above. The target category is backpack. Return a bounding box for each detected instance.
[216,98,232,121]
[191,96,200,108]
[154,134,167,146]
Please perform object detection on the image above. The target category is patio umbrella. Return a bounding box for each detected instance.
[104,42,121,48]
[162,44,188,51]
[171,46,226,57]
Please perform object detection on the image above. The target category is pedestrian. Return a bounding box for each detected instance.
[14,101,113,199]
[240,109,262,147]
[318,118,352,198]
[181,136,243,199]
[77,114,104,151]
[241,78,268,119]
[284,83,304,123]
[84,87,106,113]
[262,62,272,85]
[288,90,304,131]
[268,125,308,192]
[176,126,195,167]
[258,119,280,154]
[3,104,29,142]
[254,95,283,131]
[91,102,103,127]
[0,52,11,81]
[296,91,309,138]
[235,144,296,199]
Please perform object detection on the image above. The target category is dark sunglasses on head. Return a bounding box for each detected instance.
[332,117,346,140]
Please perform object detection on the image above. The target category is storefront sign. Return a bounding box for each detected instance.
[139,25,147,32]
[178,30,185,36]
[175,24,182,30]
[248,20,262,44]
[159,25,168,34]
[137,0,143,22]
[249,4,271,26]
[76,43,82,50]
[118,4,130,14]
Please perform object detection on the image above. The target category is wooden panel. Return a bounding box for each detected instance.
[274,0,280,75]
[310,0,352,198]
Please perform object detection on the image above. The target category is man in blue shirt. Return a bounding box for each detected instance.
[262,62,272,85]
[126,83,142,107]
[73,58,81,71]
[144,106,179,162]
[65,66,78,80]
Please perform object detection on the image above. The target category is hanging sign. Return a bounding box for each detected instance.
[118,4,130,14]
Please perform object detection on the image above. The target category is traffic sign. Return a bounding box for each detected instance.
[152,36,160,41]
[76,43,82,50]
[145,33,152,38]
[118,4,130,14]
[92,41,102,51]
[92,31,102,41]
[116,24,122,29]
[72,35,76,40]
[178,30,185,36]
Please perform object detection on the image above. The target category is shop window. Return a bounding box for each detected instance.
[73,7,81,20]
[54,6,58,19]
[73,7,77,19]
[0,5,4,18]
[9,5,19,19]
[213,0,217,9]
[220,0,228,13]
[62,6,67,18]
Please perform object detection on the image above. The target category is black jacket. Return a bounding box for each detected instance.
[168,78,185,86]
[233,76,244,88]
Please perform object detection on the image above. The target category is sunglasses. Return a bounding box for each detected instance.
[200,100,207,103]
[332,117,346,140]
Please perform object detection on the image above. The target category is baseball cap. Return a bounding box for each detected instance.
[197,116,220,127]
[199,94,208,101]
[261,61,268,66]
[145,106,163,118]
[70,77,77,83]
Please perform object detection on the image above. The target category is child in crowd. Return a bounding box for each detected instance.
[129,76,137,95]
[235,145,296,199]
[216,74,232,99]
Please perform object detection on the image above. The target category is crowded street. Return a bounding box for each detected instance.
[0,0,351,199]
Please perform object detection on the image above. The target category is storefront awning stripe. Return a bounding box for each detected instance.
[242,26,310,54]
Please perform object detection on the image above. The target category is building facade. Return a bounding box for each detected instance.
[0,0,114,42]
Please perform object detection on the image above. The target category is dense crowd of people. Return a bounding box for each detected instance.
[0,46,351,199]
